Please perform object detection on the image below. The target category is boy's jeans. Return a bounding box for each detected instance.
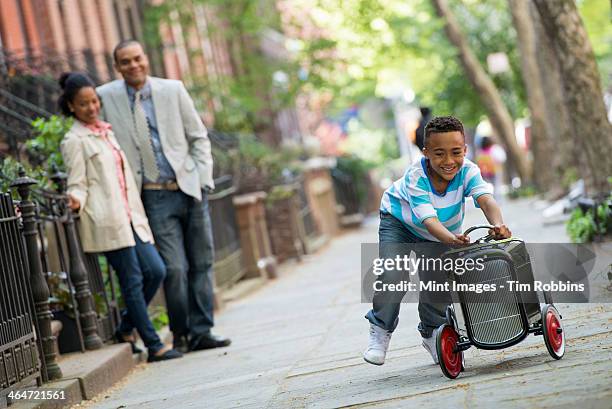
[365,212,450,338]
[104,230,166,354]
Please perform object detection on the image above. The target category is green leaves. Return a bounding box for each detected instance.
[28,115,73,169]
[144,0,300,134]
[567,199,612,243]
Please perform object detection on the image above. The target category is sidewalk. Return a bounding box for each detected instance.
[76,198,612,408]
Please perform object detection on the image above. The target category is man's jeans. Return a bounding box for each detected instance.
[142,189,215,338]
[365,212,450,338]
[105,231,166,353]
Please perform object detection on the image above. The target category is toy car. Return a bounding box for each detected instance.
[435,225,565,379]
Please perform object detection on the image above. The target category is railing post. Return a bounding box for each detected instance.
[51,168,103,351]
[10,169,63,381]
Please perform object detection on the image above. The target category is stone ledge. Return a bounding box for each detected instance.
[10,343,135,409]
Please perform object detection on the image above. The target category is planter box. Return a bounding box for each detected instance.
[266,185,306,264]
[233,192,278,280]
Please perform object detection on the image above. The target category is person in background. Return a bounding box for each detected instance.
[59,72,182,363]
[475,136,507,201]
[415,106,432,152]
[97,40,230,353]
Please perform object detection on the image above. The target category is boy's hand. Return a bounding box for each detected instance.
[452,234,470,245]
[488,224,511,239]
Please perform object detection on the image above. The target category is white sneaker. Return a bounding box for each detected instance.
[422,330,439,365]
[363,324,392,365]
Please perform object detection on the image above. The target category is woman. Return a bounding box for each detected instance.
[59,72,181,362]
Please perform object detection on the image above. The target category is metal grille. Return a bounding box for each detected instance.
[0,193,41,394]
[459,259,524,345]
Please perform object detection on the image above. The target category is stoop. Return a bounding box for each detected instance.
[10,343,135,409]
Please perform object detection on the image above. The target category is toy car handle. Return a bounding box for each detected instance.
[463,224,494,236]
[463,224,496,242]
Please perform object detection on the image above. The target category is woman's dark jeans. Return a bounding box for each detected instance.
[105,230,166,354]
[365,212,449,338]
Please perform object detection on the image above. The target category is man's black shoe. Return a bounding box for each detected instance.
[190,333,231,351]
[147,348,183,363]
[173,334,190,354]
[115,330,143,354]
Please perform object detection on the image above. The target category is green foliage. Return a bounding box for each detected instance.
[144,0,301,134]
[507,185,537,199]
[566,197,612,243]
[47,271,75,317]
[561,167,579,191]
[289,0,528,126]
[578,0,612,90]
[149,306,169,331]
[0,156,48,193]
[266,184,296,204]
[341,119,399,166]
[0,116,71,192]
[27,115,73,169]
[236,135,303,189]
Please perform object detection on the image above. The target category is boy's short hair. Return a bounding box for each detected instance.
[424,116,465,145]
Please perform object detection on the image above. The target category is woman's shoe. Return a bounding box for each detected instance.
[147,349,183,363]
[115,330,143,354]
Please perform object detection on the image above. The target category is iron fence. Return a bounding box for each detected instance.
[331,168,363,217]
[0,192,42,396]
[34,188,119,351]
[209,175,245,289]
[0,47,116,158]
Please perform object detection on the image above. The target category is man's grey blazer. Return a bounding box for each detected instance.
[97,76,214,201]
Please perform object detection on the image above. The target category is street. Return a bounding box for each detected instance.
[84,199,612,409]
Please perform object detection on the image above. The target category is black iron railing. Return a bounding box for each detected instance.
[35,187,118,350]
[209,175,245,289]
[0,193,42,396]
[331,168,363,217]
[0,47,116,158]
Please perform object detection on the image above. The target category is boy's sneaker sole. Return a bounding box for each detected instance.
[363,355,384,366]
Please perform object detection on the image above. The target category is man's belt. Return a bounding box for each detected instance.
[142,181,180,191]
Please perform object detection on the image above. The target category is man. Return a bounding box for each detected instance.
[98,40,230,352]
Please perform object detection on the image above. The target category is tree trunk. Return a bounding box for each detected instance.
[530,2,586,195]
[508,0,558,194]
[431,0,532,184]
[533,0,612,196]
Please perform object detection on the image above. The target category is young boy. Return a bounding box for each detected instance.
[364,116,511,366]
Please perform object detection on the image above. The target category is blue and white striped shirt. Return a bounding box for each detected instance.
[380,157,492,241]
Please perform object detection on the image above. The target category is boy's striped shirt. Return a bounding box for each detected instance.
[380,157,492,241]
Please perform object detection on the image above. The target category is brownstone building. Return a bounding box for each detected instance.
[0,0,150,155]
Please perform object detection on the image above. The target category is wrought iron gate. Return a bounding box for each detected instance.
[0,192,42,395]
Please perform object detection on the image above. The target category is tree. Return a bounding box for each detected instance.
[530,2,581,192]
[286,0,530,129]
[431,0,531,184]
[533,0,612,196]
[508,0,558,194]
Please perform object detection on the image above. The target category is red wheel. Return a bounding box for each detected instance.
[542,305,565,359]
[436,324,463,379]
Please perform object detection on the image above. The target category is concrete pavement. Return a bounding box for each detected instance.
[83,198,612,409]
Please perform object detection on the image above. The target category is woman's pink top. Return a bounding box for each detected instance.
[83,120,132,221]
